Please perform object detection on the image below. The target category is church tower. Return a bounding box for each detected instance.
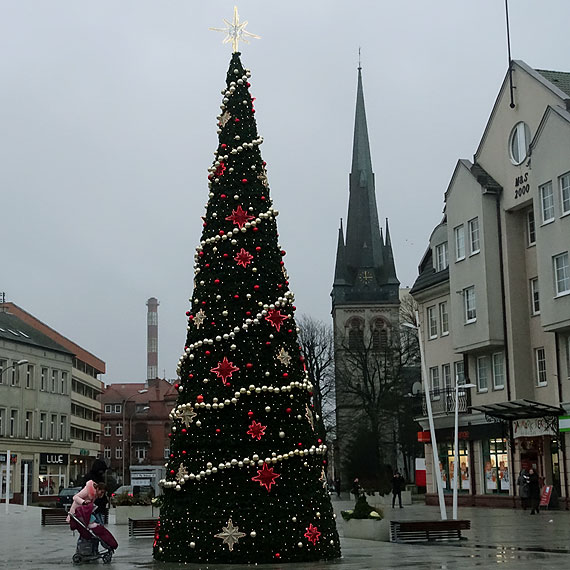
[332,65,400,487]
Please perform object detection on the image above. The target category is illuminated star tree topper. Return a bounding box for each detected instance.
[210,6,261,53]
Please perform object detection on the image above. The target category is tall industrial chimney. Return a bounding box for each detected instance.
[146,297,159,381]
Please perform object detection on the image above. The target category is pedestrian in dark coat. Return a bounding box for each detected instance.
[528,468,541,514]
[351,478,362,500]
[517,469,530,510]
[392,470,404,508]
[80,458,108,487]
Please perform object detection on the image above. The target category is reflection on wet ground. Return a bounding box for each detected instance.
[1,499,569,569]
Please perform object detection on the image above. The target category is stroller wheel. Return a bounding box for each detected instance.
[102,552,113,564]
[72,553,82,564]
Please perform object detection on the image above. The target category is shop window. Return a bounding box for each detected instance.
[438,441,470,492]
[483,438,510,494]
[39,466,66,496]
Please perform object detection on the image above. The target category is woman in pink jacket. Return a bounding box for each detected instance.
[67,480,101,521]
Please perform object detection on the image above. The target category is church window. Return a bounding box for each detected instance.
[347,319,364,349]
[372,319,390,351]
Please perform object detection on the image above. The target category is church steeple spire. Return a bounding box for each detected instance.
[332,63,399,306]
[344,65,383,274]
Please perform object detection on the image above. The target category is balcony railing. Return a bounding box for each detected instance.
[411,386,472,417]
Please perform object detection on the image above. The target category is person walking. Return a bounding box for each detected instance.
[351,478,362,500]
[528,467,541,515]
[392,470,404,508]
[517,468,530,510]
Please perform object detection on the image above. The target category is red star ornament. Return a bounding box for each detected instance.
[234,248,254,268]
[225,205,254,229]
[247,420,267,440]
[210,357,239,385]
[214,162,226,177]
[265,309,289,332]
[304,524,321,545]
[251,462,280,491]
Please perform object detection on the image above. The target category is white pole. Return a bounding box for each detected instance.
[415,311,447,520]
[5,450,10,513]
[23,463,28,511]
[452,380,459,520]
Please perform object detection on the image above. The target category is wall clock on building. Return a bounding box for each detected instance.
[509,121,531,165]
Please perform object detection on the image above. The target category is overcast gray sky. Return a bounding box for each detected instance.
[2,1,569,384]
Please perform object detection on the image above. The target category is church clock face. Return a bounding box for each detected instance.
[358,270,374,284]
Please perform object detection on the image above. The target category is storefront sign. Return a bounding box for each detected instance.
[0,453,17,464]
[513,418,556,438]
[559,416,570,433]
[540,485,553,507]
[39,453,69,465]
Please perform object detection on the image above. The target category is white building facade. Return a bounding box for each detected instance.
[411,61,570,507]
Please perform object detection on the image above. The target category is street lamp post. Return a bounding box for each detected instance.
[122,389,148,485]
[452,380,476,520]
[403,312,447,520]
[1,360,29,513]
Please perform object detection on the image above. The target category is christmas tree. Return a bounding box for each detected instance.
[152,29,341,568]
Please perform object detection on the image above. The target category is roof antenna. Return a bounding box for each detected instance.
[358,47,361,71]
[505,0,515,108]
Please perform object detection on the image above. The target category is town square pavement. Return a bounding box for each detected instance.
[1,497,569,569]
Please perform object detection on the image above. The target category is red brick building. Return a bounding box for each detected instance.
[100,378,177,485]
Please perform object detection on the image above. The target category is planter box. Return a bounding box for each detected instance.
[114,505,159,525]
[343,518,390,541]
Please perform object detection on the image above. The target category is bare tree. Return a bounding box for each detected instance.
[335,312,421,489]
[297,315,336,444]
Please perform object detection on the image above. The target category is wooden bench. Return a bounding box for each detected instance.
[128,518,158,538]
[41,508,69,526]
[390,519,471,543]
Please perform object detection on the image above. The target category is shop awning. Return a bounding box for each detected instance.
[471,399,565,421]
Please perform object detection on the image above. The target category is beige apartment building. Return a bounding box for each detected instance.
[411,60,570,507]
[0,303,104,502]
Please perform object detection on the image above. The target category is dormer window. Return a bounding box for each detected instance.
[434,242,448,272]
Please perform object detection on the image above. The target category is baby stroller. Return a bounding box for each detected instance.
[68,503,118,564]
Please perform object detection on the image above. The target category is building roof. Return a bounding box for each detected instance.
[0,310,72,356]
[535,69,570,98]
[102,378,178,405]
[0,302,106,373]
[410,247,449,296]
